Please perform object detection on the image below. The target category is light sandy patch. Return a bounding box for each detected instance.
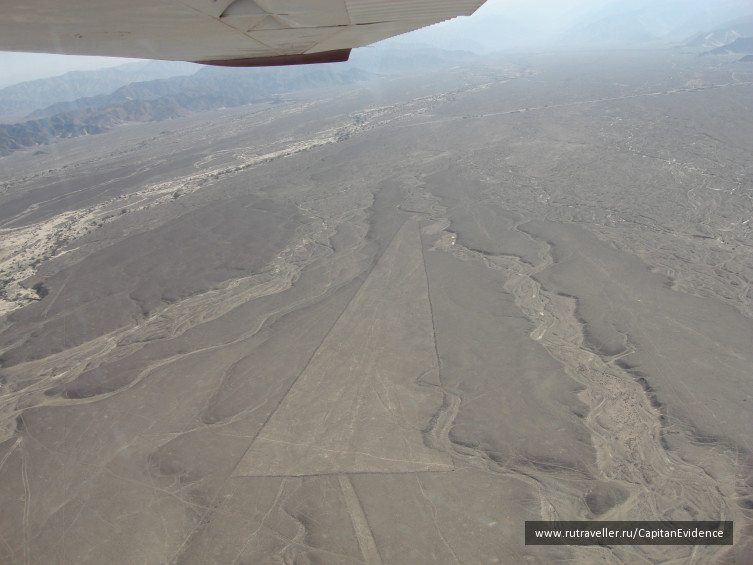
[234,220,452,476]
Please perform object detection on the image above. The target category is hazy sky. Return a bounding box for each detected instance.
[0,53,144,88]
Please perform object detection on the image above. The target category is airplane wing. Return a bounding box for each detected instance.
[0,0,488,66]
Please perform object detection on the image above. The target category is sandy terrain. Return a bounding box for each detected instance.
[0,51,751,563]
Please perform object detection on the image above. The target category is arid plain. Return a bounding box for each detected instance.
[0,51,751,564]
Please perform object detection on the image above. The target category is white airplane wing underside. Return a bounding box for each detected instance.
[0,0,487,66]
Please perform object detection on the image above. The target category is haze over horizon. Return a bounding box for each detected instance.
[1,0,751,88]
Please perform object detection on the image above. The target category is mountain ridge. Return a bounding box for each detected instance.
[0,47,481,157]
[0,60,200,122]
[0,66,376,156]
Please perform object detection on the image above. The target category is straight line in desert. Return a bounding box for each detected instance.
[233,219,453,476]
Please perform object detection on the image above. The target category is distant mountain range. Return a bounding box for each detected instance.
[706,36,753,54]
[688,18,753,60]
[22,66,371,121]
[685,17,753,49]
[0,60,199,122]
[385,0,753,52]
[0,65,375,156]
[0,47,478,157]
[556,1,753,48]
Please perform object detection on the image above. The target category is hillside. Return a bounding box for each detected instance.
[0,60,199,122]
[0,66,374,156]
[707,36,753,54]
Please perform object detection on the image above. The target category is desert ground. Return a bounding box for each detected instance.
[0,51,751,563]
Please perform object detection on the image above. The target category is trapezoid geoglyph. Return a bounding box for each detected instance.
[234,220,453,476]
